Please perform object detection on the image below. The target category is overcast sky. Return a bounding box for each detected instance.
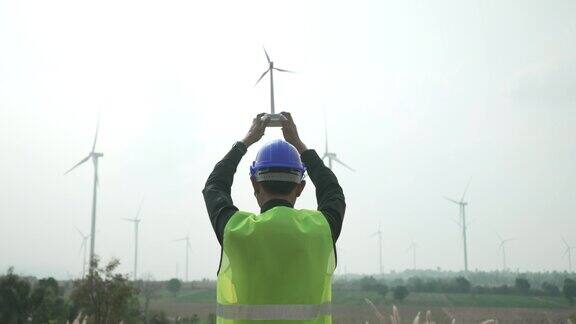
[1,0,575,280]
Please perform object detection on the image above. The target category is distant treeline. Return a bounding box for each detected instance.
[335,269,576,288]
[335,274,576,305]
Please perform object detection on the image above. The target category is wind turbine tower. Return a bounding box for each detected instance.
[369,222,383,275]
[65,117,103,272]
[175,235,192,281]
[563,238,575,272]
[444,181,471,273]
[76,228,89,279]
[322,119,355,172]
[497,233,514,271]
[255,48,293,115]
[124,199,144,281]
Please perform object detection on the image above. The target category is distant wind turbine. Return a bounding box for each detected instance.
[76,227,90,279]
[322,118,355,172]
[496,233,514,271]
[444,180,471,273]
[369,222,383,275]
[175,234,192,282]
[124,198,144,281]
[65,116,103,273]
[255,48,293,115]
[562,238,575,272]
[406,241,417,270]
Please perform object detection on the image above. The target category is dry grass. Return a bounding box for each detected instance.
[363,299,576,324]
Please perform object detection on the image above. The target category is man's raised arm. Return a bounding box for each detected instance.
[202,113,268,244]
[280,112,346,242]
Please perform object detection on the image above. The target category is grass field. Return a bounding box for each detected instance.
[159,287,576,309]
[151,287,576,323]
[330,289,574,309]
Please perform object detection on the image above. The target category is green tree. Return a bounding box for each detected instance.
[541,282,560,296]
[30,277,69,324]
[393,286,409,301]
[375,283,389,298]
[166,278,182,296]
[360,276,378,291]
[0,267,32,324]
[515,277,531,295]
[70,258,140,323]
[563,278,576,306]
[453,276,471,293]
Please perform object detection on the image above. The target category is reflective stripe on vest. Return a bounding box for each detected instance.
[217,303,332,320]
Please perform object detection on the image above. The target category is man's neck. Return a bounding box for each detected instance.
[260,199,293,213]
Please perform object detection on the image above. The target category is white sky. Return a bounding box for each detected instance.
[0,0,575,280]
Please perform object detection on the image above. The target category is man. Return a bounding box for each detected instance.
[202,112,345,323]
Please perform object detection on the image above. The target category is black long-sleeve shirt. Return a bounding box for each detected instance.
[202,141,346,246]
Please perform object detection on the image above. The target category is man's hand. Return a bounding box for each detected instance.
[241,113,268,148]
[280,112,308,154]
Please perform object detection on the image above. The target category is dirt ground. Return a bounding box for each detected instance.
[150,301,576,323]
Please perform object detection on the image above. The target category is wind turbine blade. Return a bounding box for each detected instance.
[123,218,136,222]
[321,153,328,161]
[79,240,86,254]
[332,156,355,172]
[443,196,460,204]
[64,155,91,175]
[136,198,144,220]
[263,47,270,63]
[562,237,569,247]
[274,67,293,73]
[460,178,472,202]
[496,232,503,242]
[174,238,187,242]
[255,69,270,86]
[91,115,100,152]
[450,218,461,228]
[75,226,84,237]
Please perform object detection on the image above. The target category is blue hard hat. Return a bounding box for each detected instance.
[250,139,306,183]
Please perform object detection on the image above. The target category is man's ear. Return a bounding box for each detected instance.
[295,180,306,197]
[251,178,260,195]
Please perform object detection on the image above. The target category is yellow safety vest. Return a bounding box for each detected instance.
[217,206,335,323]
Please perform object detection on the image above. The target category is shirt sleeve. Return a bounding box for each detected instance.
[202,141,247,245]
[300,149,346,242]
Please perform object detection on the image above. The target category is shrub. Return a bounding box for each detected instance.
[393,286,409,301]
[563,278,576,306]
[515,277,531,295]
[454,276,471,293]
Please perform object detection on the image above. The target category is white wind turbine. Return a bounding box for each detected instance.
[124,198,144,281]
[175,234,192,282]
[496,233,514,271]
[563,238,575,272]
[369,222,383,275]
[444,180,471,273]
[322,119,355,172]
[76,227,90,279]
[65,116,103,272]
[255,48,293,116]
